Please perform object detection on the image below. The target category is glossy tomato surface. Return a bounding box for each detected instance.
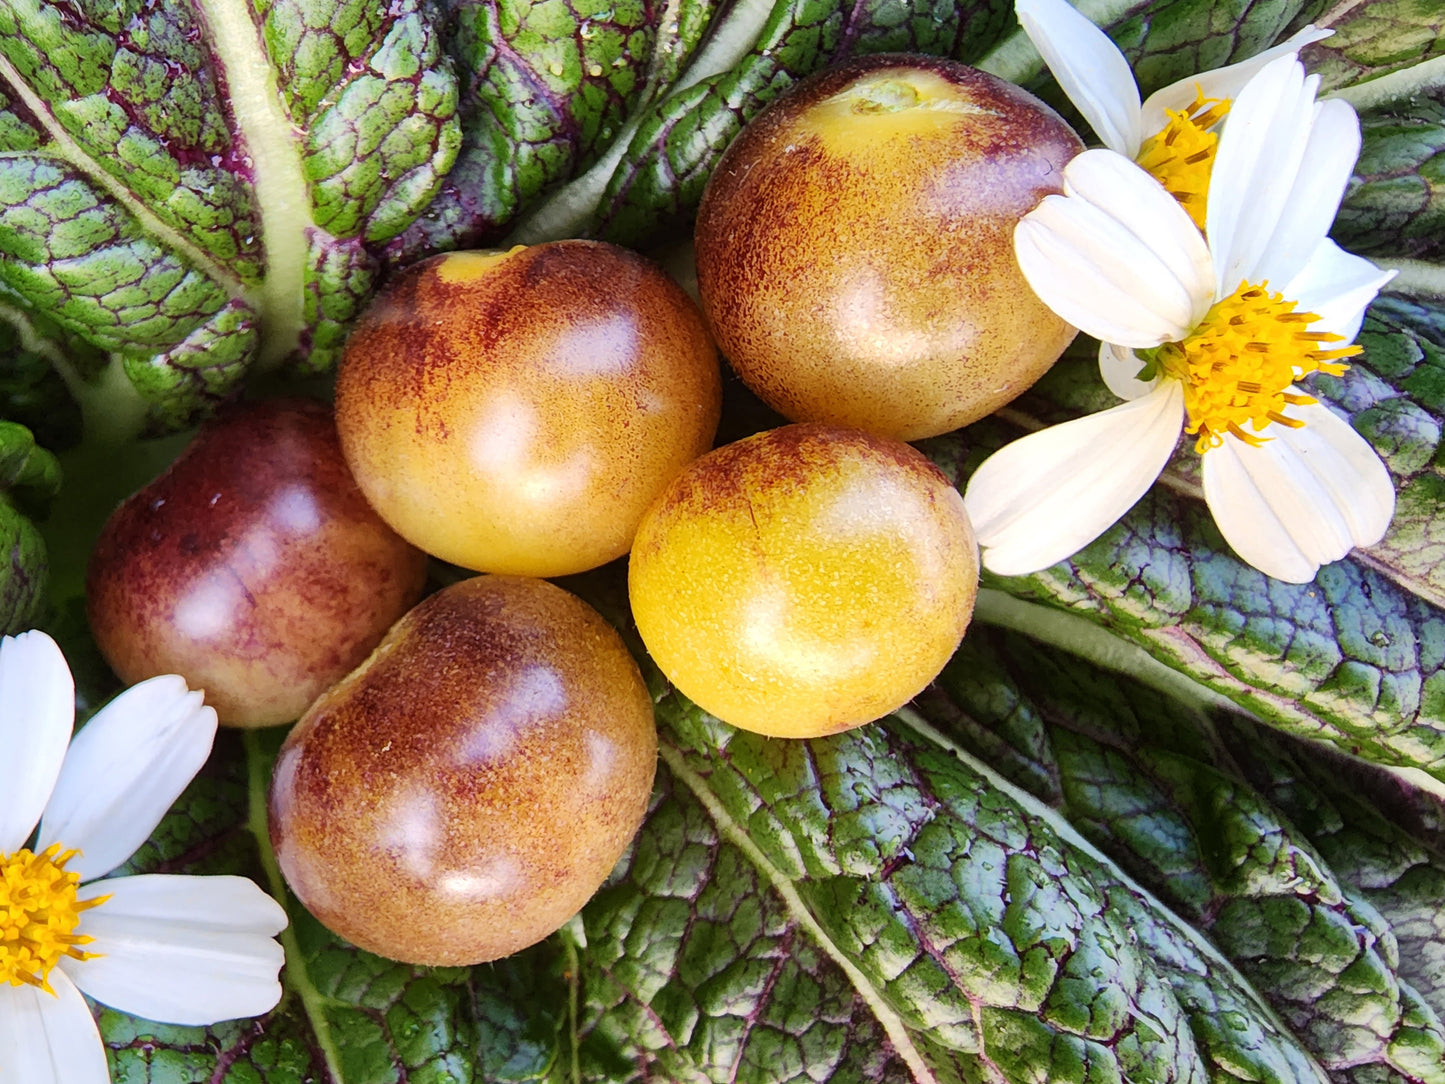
[695,54,1082,440]
[268,575,657,965]
[335,241,721,576]
[629,423,979,737]
[86,398,428,727]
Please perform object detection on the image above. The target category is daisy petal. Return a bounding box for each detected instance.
[65,874,287,1027]
[1062,149,1215,328]
[37,677,217,882]
[1016,0,1143,155]
[1283,238,1397,342]
[0,630,74,852]
[1281,398,1396,546]
[1201,439,1322,582]
[964,381,1185,576]
[0,968,109,1084]
[1140,25,1333,130]
[1201,403,1393,582]
[1253,98,1361,287]
[1015,151,1207,346]
[1098,341,1161,401]
[1206,55,1317,293]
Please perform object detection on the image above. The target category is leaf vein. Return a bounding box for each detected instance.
[657,742,940,1084]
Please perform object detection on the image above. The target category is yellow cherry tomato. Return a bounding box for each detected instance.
[695,55,1083,440]
[335,241,721,577]
[629,424,979,737]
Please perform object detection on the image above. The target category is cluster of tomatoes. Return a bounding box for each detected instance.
[83,54,1080,965]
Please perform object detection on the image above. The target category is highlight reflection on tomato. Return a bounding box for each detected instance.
[629,423,980,738]
[86,398,428,728]
[268,575,658,965]
[335,240,722,577]
[695,54,1083,440]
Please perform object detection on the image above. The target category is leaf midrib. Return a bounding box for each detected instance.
[889,706,1336,1084]
[663,705,1332,1084]
[1329,55,1445,110]
[656,742,941,1084]
[0,53,244,300]
[195,0,312,368]
[0,2,315,372]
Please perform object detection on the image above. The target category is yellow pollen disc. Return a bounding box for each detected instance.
[1155,280,1361,454]
[1,843,104,995]
[1135,89,1230,231]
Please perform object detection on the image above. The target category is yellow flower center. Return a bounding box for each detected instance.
[1,843,105,995]
[1136,90,1230,231]
[1152,281,1361,453]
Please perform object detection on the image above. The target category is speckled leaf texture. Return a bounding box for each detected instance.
[71,605,1445,1084]
[0,0,462,425]
[946,286,1445,782]
[15,0,1445,1081]
[923,627,1445,1083]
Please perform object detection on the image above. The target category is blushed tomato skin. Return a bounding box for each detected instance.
[268,575,657,966]
[86,398,428,728]
[628,423,979,738]
[335,240,722,577]
[695,54,1082,441]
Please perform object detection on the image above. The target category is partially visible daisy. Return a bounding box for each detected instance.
[1016,0,1330,226]
[964,56,1397,584]
[0,630,286,1084]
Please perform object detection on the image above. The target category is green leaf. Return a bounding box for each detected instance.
[923,624,1445,1082]
[0,415,58,632]
[945,285,1445,784]
[1298,0,1445,92]
[1335,88,1445,262]
[384,0,708,261]
[0,0,461,428]
[582,693,1333,1084]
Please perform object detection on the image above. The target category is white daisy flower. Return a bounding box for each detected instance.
[1016,0,1330,227]
[0,630,287,1084]
[965,56,1397,584]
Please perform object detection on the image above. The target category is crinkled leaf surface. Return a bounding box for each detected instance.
[0,0,462,429]
[1298,0,1445,92]
[0,415,56,632]
[923,625,1445,1083]
[948,284,1445,784]
[15,1,1445,1082]
[1336,88,1445,261]
[63,570,1443,1084]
